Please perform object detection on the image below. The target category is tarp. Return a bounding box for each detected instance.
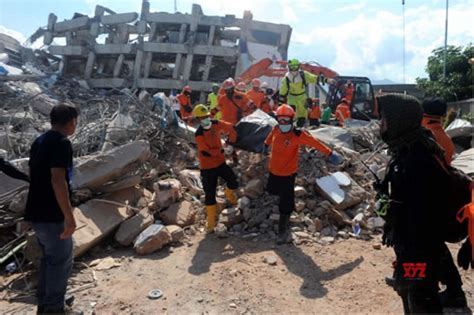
[452,148,474,175]
[234,109,277,153]
[308,126,354,149]
[446,119,474,138]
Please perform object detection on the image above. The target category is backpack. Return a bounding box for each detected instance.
[435,156,472,243]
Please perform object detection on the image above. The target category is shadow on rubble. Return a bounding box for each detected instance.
[188,235,364,299]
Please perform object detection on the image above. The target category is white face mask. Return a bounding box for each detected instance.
[201,117,212,130]
[278,124,292,133]
[290,70,298,76]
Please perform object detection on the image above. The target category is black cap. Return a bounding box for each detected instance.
[422,97,448,116]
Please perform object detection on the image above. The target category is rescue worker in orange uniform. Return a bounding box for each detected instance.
[264,105,343,244]
[307,98,321,127]
[246,78,266,111]
[344,80,355,104]
[192,104,239,232]
[422,98,455,165]
[236,82,247,93]
[177,85,193,125]
[218,78,252,125]
[335,98,351,126]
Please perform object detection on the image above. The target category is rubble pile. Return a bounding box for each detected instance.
[0,73,395,261]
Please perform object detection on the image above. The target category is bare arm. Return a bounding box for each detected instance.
[51,167,76,239]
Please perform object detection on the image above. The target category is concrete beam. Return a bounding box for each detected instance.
[54,16,89,32]
[101,12,139,25]
[49,45,88,56]
[94,44,136,55]
[145,12,190,25]
[136,79,213,91]
[88,78,129,88]
[143,43,187,54]
[194,45,235,57]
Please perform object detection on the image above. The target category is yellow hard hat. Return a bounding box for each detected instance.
[192,104,210,118]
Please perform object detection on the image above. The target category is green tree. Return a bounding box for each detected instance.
[416,44,473,101]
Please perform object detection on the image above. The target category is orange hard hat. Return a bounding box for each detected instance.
[183,85,192,93]
[236,82,246,91]
[276,104,295,118]
[223,78,235,90]
[251,78,261,88]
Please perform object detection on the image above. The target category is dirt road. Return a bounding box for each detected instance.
[1,235,472,314]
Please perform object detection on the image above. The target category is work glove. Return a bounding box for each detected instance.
[305,98,313,109]
[382,223,394,247]
[260,144,269,155]
[457,239,473,270]
[223,145,234,156]
[327,151,344,165]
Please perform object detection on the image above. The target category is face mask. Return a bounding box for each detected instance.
[290,70,298,76]
[278,124,292,133]
[201,118,212,130]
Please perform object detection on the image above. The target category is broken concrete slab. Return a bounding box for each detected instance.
[315,172,367,210]
[98,175,141,194]
[178,169,204,196]
[134,224,172,255]
[166,225,184,243]
[72,187,143,257]
[114,208,154,246]
[73,140,150,190]
[159,200,196,227]
[153,178,182,209]
[243,179,264,199]
[219,207,243,227]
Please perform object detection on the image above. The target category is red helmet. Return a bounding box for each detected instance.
[251,78,261,88]
[276,104,295,118]
[222,78,235,90]
[183,85,192,93]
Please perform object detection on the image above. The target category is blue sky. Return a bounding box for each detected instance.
[1,0,473,83]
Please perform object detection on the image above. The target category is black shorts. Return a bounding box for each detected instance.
[201,163,238,205]
[266,172,296,215]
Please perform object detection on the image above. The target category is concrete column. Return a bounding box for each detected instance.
[234,11,253,78]
[202,25,216,81]
[143,23,157,78]
[182,5,200,81]
[172,23,188,79]
[113,54,125,77]
[84,51,96,79]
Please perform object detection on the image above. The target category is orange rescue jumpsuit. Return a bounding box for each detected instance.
[335,102,351,126]
[195,120,238,206]
[246,89,266,112]
[264,127,332,214]
[218,91,251,125]
[422,114,455,165]
[177,93,193,125]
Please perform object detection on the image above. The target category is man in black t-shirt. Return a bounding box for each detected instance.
[25,104,78,314]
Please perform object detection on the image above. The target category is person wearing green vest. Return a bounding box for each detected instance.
[320,102,332,124]
[279,59,334,128]
[207,83,221,120]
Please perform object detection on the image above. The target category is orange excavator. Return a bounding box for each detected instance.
[239,58,379,120]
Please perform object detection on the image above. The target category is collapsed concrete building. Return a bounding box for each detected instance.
[42,1,292,101]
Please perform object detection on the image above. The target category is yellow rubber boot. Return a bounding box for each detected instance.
[224,187,238,206]
[206,205,217,232]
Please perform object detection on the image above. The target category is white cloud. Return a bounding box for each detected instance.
[291,2,472,83]
[0,25,27,44]
[335,2,367,13]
